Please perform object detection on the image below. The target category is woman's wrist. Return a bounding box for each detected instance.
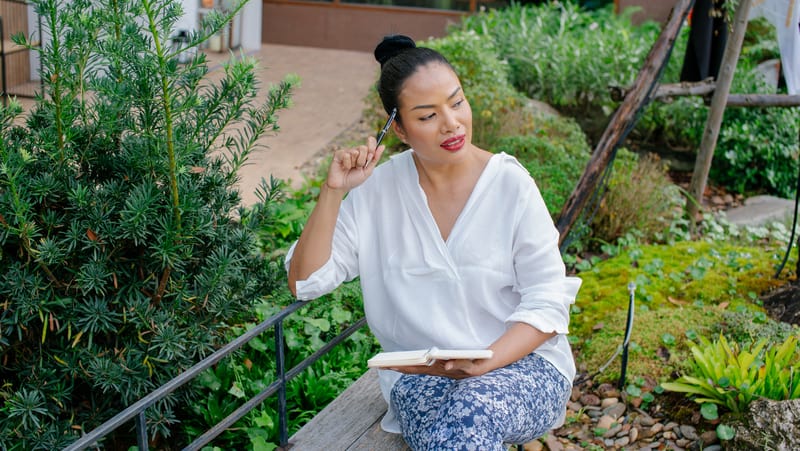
[322,181,348,198]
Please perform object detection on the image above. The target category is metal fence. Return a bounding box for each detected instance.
[63,299,368,451]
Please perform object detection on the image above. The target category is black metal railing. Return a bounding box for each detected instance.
[64,299,368,451]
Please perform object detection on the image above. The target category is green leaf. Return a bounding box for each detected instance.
[700,403,719,420]
[716,424,736,441]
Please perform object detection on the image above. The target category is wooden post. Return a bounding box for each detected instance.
[555,0,694,247]
[686,0,753,223]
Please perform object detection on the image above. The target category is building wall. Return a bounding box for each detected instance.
[262,1,465,52]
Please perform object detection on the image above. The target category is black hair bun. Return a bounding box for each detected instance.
[374,34,416,67]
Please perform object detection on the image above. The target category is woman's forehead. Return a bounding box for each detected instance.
[398,63,461,104]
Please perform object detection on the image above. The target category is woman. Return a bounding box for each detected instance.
[286,34,581,450]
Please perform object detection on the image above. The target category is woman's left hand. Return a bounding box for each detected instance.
[387,359,492,379]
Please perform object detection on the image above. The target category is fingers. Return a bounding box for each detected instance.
[336,137,383,170]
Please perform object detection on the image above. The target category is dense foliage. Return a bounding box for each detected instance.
[461,2,800,199]
[0,0,296,447]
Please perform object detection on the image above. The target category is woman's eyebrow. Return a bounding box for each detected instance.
[410,87,462,111]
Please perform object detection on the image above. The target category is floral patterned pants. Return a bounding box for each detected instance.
[390,352,571,451]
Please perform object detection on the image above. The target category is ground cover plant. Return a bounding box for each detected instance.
[0,0,297,447]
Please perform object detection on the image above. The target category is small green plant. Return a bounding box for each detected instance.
[662,334,800,414]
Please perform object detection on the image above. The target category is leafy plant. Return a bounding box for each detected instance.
[0,0,296,447]
[182,281,379,449]
[590,150,685,245]
[461,2,663,124]
[662,334,800,414]
[493,116,591,217]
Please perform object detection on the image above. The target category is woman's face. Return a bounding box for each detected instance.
[393,62,473,165]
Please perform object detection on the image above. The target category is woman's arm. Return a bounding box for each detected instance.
[287,137,384,297]
[287,183,347,296]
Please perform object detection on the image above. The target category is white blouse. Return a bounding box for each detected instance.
[285,150,582,432]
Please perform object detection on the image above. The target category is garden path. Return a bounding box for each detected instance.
[202,44,377,207]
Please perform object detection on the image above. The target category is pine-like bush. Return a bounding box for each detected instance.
[0,0,296,448]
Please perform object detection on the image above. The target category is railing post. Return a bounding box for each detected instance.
[135,411,149,451]
[275,321,288,447]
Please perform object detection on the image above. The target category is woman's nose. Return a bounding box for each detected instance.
[440,110,459,133]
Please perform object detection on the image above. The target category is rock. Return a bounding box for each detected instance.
[728,398,800,450]
[603,402,626,419]
[600,397,618,408]
[679,424,698,440]
[579,393,601,406]
[699,429,718,445]
[596,414,617,430]
[542,433,563,451]
[629,426,639,443]
[637,415,657,427]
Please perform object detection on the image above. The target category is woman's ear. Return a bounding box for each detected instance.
[392,121,407,144]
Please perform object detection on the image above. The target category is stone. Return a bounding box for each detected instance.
[579,393,601,406]
[728,398,800,450]
[603,402,627,419]
[601,397,619,408]
[615,436,630,447]
[542,433,563,451]
[629,426,639,443]
[596,414,617,430]
[679,425,698,441]
[699,430,718,445]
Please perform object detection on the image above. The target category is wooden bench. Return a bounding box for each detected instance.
[288,368,410,450]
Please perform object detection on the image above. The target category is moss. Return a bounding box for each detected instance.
[574,305,720,384]
[571,240,788,338]
[570,240,791,383]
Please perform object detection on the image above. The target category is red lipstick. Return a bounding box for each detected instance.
[440,135,465,152]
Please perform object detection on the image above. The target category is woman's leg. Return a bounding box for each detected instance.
[391,353,571,451]
[390,373,453,450]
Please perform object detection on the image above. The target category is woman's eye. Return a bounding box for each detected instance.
[420,113,435,121]
[453,99,465,108]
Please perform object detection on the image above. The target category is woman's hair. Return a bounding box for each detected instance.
[374,34,454,120]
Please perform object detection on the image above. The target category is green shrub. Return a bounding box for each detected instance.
[461,2,662,118]
[591,150,684,244]
[0,0,296,447]
[710,86,800,198]
[493,115,591,217]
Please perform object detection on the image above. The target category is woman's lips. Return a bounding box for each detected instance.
[440,135,466,151]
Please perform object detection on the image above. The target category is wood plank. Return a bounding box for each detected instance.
[348,420,410,451]
[289,368,400,451]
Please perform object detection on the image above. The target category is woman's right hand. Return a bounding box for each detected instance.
[326,136,385,191]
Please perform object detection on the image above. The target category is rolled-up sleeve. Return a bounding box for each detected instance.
[284,197,361,300]
[506,182,581,333]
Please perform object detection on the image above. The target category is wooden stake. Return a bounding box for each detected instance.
[555,0,694,247]
[686,0,753,223]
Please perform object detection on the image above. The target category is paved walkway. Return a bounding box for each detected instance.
[205,44,377,206]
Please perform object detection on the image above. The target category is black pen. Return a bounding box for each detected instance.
[376,107,397,147]
[366,107,397,167]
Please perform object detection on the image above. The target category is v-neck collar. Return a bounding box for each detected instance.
[391,150,503,253]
